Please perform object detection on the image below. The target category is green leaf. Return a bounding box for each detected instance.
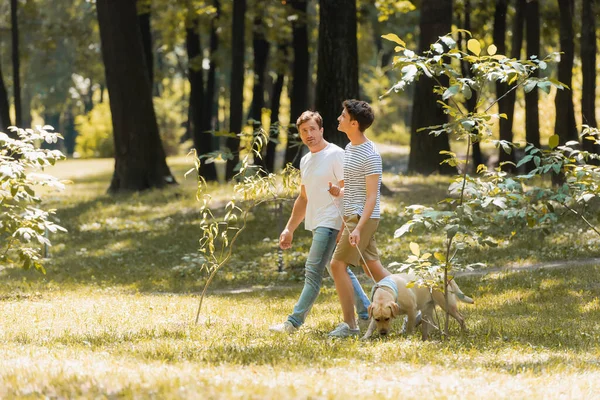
[442,85,460,100]
[467,39,481,56]
[549,134,560,149]
[524,80,537,93]
[434,252,446,262]
[381,33,406,47]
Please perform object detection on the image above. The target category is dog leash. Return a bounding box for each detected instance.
[327,184,377,285]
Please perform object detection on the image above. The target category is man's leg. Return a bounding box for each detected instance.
[286,227,337,328]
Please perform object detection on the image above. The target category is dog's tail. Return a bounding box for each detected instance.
[449,280,474,304]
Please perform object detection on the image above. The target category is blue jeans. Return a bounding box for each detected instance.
[287,227,370,328]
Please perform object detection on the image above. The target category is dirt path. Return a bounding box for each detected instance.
[210,257,600,295]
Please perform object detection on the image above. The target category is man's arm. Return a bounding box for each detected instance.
[279,185,308,249]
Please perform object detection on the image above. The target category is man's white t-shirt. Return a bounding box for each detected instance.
[300,142,344,231]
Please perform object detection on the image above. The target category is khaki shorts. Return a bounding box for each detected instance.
[332,214,380,266]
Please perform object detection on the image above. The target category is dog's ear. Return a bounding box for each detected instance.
[390,303,401,317]
[368,304,373,319]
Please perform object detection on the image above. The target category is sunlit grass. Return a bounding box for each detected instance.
[3,152,600,397]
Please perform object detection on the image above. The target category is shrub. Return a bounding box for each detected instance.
[0,126,67,272]
[74,102,114,158]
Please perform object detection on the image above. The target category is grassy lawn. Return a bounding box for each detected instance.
[2,152,600,398]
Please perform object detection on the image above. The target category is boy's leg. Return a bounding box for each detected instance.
[286,227,337,328]
[325,264,370,321]
[363,259,390,282]
[330,259,357,329]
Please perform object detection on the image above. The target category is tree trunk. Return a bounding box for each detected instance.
[316,0,359,149]
[581,0,599,156]
[407,0,454,175]
[555,0,578,145]
[137,2,153,86]
[459,0,483,170]
[493,0,516,172]
[96,0,176,193]
[199,0,220,181]
[525,0,541,171]
[266,71,285,173]
[226,0,246,179]
[248,9,270,170]
[0,59,11,131]
[11,0,22,127]
[186,16,216,181]
[286,0,310,168]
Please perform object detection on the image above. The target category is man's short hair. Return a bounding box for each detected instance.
[343,99,375,132]
[296,111,323,129]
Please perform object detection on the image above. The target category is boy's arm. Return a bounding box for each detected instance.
[355,173,379,231]
[280,185,307,249]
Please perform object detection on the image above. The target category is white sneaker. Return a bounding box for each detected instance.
[269,321,297,334]
[328,322,360,338]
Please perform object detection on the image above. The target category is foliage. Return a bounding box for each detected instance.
[385,31,563,335]
[153,85,187,156]
[0,126,67,271]
[74,102,114,158]
[192,128,301,322]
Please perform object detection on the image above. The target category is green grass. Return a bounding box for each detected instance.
[2,152,600,398]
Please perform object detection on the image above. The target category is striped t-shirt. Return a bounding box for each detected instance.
[343,140,382,219]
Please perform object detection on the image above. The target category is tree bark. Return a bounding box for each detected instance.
[0,59,11,131]
[581,0,599,156]
[186,15,216,181]
[407,0,454,175]
[226,0,246,179]
[248,8,270,170]
[459,0,482,170]
[286,0,310,168]
[316,0,359,149]
[11,0,22,127]
[266,71,285,173]
[525,0,541,171]
[555,0,578,145]
[199,0,220,181]
[137,0,153,85]
[96,0,176,193]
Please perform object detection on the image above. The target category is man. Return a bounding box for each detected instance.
[327,99,392,338]
[269,111,371,334]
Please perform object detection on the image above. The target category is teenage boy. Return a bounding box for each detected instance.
[327,99,392,338]
[269,111,371,334]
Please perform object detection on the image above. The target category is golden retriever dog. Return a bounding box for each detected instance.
[362,272,474,340]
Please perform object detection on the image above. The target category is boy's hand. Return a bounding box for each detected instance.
[328,181,341,197]
[349,228,361,247]
[279,229,293,249]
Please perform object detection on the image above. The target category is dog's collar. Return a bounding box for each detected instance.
[370,276,399,301]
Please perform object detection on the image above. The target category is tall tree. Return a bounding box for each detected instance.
[226,0,246,180]
[407,0,454,175]
[555,0,578,145]
[0,59,11,131]
[248,6,270,170]
[186,8,216,181]
[137,0,154,85]
[581,0,599,154]
[11,0,22,127]
[286,0,310,167]
[459,0,482,169]
[96,0,176,192]
[316,0,359,149]
[525,0,541,161]
[493,0,517,171]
